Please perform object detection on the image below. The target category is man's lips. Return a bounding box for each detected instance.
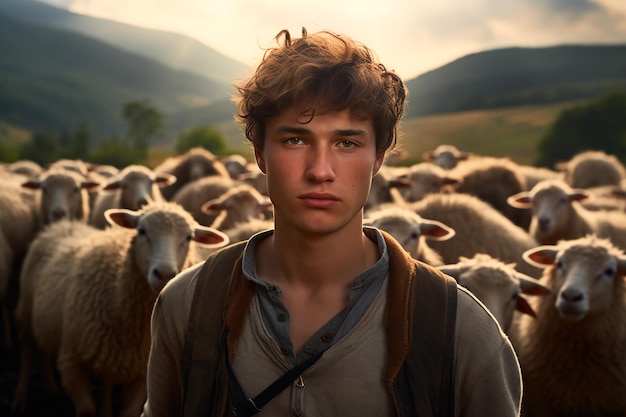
[298,193,340,208]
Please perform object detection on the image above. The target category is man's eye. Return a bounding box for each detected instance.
[286,137,303,145]
[339,140,357,148]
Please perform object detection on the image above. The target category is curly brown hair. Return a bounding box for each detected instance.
[234,28,407,154]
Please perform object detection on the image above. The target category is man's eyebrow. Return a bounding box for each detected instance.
[275,126,367,137]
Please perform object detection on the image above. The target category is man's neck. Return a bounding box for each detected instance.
[255,224,379,290]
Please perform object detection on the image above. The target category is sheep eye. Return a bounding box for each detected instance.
[556,260,564,270]
[604,267,615,277]
[511,291,519,302]
[137,227,146,236]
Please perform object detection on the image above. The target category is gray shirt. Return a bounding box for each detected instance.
[242,227,389,365]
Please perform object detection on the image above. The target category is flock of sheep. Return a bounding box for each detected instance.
[1,145,626,416]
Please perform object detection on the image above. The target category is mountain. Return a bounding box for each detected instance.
[0,0,249,84]
[0,12,232,142]
[404,44,626,117]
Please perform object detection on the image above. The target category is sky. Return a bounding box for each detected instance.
[37,0,626,80]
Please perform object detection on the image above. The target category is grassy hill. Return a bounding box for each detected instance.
[0,0,248,84]
[0,13,232,143]
[404,45,626,117]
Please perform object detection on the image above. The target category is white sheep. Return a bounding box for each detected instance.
[516,164,562,191]
[364,164,409,212]
[422,144,472,170]
[12,201,229,417]
[556,150,626,189]
[507,178,626,250]
[412,193,542,278]
[154,147,231,200]
[201,183,273,231]
[21,168,100,225]
[388,162,460,203]
[48,158,90,178]
[89,164,176,229]
[220,153,251,179]
[511,235,626,416]
[364,204,455,266]
[223,218,275,244]
[448,156,531,230]
[172,175,237,226]
[437,253,550,333]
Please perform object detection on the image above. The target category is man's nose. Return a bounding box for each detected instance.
[305,147,335,182]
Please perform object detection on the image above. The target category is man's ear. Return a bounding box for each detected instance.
[373,152,385,175]
[254,145,267,174]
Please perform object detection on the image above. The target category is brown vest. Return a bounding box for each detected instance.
[182,230,457,417]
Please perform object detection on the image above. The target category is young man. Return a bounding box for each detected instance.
[141,28,522,417]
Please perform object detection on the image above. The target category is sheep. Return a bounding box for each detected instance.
[6,160,43,178]
[422,144,472,170]
[0,181,41,347]
[12,201,229,417]
[154,147,231,200]
[89,164,176,229]
[238,163,269,197]
[172,175,237,226]
[448,156,531,229]
[364,164,409,212]
[516,164,562,191]
[511,235,626,417]
[437,253,550,333]
[220,153,251,179]
[556,150,626,189]
[201,183,273,231]
[412,193,543,278]
[48,158,90,178]
[388,162,460,203]
[223,218,275,244]
[21,168,100,225]
[507,178,626,250]
[363,204,455,266]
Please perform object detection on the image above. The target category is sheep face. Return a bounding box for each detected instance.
[103,166,174,211]
[22,170,100,224]
[105,202,228,292]
[438,254,550,332]
[392,163,460,202]
[524,236,626,321]
[509,180,590,243]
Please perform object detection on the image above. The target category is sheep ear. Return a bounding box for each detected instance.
[105,208,140,229]
[515,295,537,318]
[523,246,558,268]
[422,150,435,161]
[388,177,412,189]
[507,192,533,208]
[442,176,461,188]
[568,189,590,203]
[201,200,226,214]
[420,219,455,241]
[193,225,229,246]
[437,265,461,280]
[78,179,99,191]
[103,179,122,191]
[21,179,42,190]
[155,173,177,187]
[517,274,551,295]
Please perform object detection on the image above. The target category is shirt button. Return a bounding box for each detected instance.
[277,313,287,322]
[321,332,333,342]
[280,346,290,356]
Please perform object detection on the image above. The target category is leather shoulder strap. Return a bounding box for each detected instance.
[182,242,247,417]
[399,262,458,417]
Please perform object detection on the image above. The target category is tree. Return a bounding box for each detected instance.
[535,92,626,167]
[122,99,164,158]
[89,137,145,168]
[175,125,228,155]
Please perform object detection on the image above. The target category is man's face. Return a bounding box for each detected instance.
[256,107,384,236]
